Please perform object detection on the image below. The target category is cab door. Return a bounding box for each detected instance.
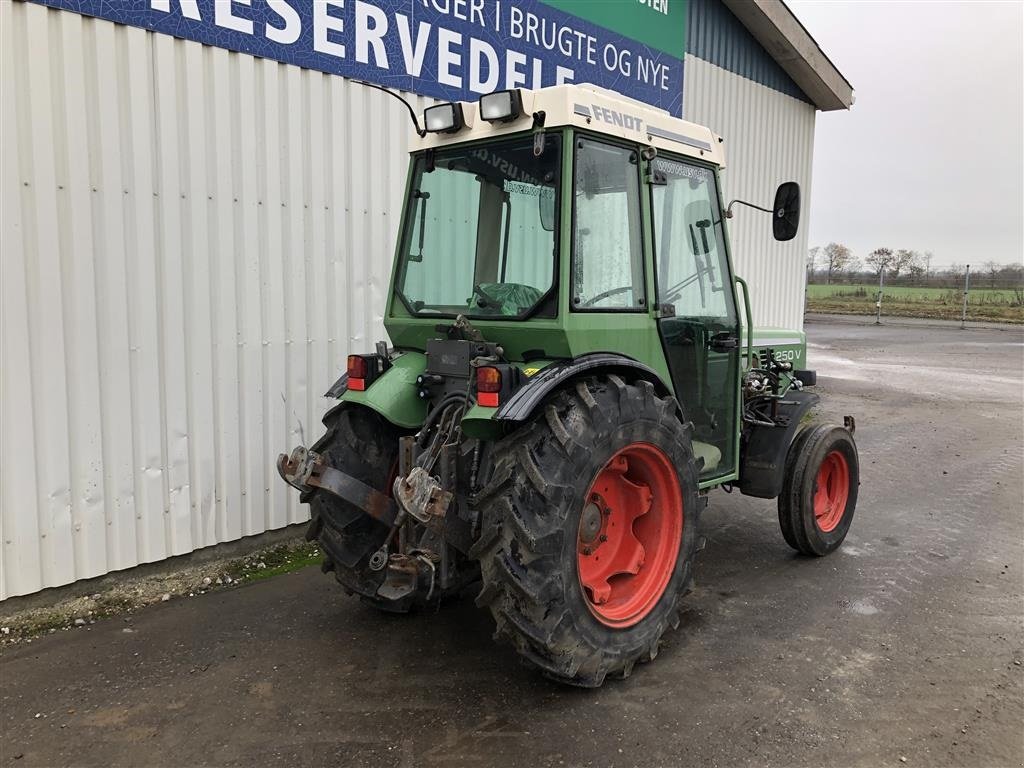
[648,158,740,480]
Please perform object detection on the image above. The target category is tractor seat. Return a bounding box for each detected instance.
[692,440,722,474]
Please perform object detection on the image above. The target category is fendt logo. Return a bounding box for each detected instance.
[590,105,645,133]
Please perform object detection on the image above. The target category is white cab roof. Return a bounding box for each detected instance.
[412,84,727,168]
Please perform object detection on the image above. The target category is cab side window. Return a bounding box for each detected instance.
[572,139,646,310]
[650,160,731,320]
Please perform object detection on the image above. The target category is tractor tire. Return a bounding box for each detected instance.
[472,375,702,687]
[778,424,859,556]
[304,404,410,611]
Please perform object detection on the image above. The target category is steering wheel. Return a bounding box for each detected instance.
[473,284,501,310]
[581,286,633,308]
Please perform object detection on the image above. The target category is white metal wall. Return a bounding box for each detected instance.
[0,0,428,599]
[683,54,816,331]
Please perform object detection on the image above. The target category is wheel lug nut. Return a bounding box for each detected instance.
[599,534,607,542]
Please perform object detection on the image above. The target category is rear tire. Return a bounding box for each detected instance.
[778,424,859,556]
[305,404,410,611]
[472,375,702,687]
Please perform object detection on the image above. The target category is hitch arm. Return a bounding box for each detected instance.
[277,447,399,527]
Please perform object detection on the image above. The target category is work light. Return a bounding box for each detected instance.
[479,89,523,123]
[423,102,465,133]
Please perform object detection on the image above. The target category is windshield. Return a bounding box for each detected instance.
[396,135,561,318]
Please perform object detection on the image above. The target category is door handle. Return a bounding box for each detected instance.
[709,332,738,352]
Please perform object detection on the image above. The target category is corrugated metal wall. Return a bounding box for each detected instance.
[0,0,427,599]
[684,54,816,331]
[687,0,812,104]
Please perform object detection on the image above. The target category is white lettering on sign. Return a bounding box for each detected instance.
[397,15,431,77]
[637,56,669,89]
[135,0,682,112]
[637,0,670,15]
[355,1,390,68]
[266,0,300,44]
[505,49,528,89]
[150,0,200,21]
[216,0,254,34]
[420,0,486,27]
[634,0,667,14]
[313,0,346,59]
[470,38,499,92]
[437,27,462,88]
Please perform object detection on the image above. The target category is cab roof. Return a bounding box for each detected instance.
[413,84,727,168]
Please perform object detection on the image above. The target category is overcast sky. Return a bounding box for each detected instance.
[787,0,1024,268]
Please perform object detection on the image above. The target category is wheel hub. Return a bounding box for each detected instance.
[578,501,604,546]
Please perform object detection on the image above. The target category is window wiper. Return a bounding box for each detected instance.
[410,190,430,262]
[499,193,511,282]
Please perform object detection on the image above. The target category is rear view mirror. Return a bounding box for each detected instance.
[773,182,800,241]
[539,188,555,232]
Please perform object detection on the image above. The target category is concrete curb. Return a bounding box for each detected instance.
[804,312,1024,333]
[0,523,309,617]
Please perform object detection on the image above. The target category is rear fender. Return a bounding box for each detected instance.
[460,354,674,440]
[331,352,428,429]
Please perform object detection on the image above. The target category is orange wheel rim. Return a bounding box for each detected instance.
[576,443,683,628]
[813,450,850,533]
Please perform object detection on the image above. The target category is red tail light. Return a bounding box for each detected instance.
[477,366,502,407]
[347,355,367,391]
[347,355,367,378]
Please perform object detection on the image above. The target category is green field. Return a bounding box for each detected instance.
[806,284,1024,323]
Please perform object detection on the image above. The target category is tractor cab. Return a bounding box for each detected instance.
[384,85,749,482]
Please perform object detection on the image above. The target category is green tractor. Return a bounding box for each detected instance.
[278,84,859,687]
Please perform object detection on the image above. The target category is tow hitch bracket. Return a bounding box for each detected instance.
[276,446,399,527]
[392,466,453,527]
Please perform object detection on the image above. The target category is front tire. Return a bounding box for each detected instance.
[472,375,702,687]
[778,424,859,556]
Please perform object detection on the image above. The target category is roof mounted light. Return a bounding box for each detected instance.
[423,102,465,134]
[479,89,523,123]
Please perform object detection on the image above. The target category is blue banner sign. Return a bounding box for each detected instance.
[30,0,684,115]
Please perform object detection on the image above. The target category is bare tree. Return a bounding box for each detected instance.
[923,251,934,278]
[891,249,919,279]
[1000,263,1024,306]
[822,242,854,285]
[984,260,1000,288]
[807,246,820,281]
[864,247,893,278]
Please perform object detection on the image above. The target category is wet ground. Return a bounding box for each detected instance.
[3,319,1023,767]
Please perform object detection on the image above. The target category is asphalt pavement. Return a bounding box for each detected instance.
[3,320,1023,768]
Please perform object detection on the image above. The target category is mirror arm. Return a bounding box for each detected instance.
[725,199,773,219]
[356,80,427,137]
